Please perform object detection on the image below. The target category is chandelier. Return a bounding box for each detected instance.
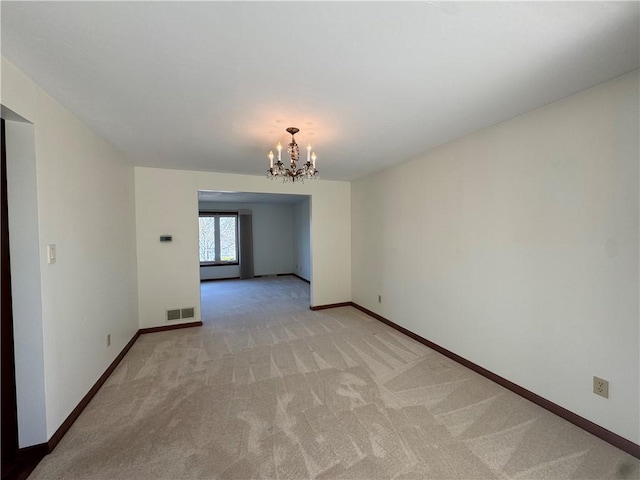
[267,127,319,182]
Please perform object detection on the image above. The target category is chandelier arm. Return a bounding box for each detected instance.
[267,127,318,182]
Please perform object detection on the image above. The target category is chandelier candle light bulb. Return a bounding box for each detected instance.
[266,127,319,182]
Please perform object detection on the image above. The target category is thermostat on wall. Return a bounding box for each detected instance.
[160,235,172,242]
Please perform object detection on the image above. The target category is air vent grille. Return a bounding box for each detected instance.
[166,307,196,321]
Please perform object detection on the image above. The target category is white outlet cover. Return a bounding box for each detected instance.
[593,376,609,398]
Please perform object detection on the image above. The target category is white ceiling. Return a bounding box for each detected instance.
[2,1,638,181]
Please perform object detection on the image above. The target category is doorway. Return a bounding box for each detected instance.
[1,110,48,480]
[197,191,312,323]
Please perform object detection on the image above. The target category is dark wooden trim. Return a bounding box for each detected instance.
[200,276,241,282]
[310,302,351,311]
[200,262,240,267]
[1,454,42,480]
[254,273,296,279]
[201,274,310,283]
[139,322,202,334]
[198,211,239,217]
[13,444,48,463]
[291,273,310,284]
[350,302,640,459]
[47,331,140,451]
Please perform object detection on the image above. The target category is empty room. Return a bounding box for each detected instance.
[1,2,638,480]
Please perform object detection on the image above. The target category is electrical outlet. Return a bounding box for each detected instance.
[107,334,111,347]
[378,295,382,303]
[593,376,609,398]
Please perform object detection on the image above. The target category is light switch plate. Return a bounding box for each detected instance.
[47,244,56,264]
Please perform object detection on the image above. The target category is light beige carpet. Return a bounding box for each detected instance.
[30,276,638,479]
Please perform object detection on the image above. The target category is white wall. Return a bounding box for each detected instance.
[352,71,639,444]
[251,203,294,275]
[1,58,139,442]
[200,263,240,281]
[135,167,350,328]
[199,201,297,280]
[293,197,312,281]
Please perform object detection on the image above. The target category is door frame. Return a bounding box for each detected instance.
[1,117,20,471]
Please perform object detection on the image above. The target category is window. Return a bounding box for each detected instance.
[199,213,238,265]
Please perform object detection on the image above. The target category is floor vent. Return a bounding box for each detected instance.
[166,309,181,321]
[181,307,195,319]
